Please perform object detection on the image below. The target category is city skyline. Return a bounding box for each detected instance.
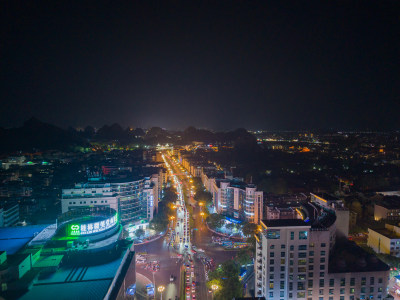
[1,1,399,130]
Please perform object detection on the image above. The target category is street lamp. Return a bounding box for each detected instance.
[158,285,165,300]
[211,284,219,300]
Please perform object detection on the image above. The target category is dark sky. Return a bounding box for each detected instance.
[1,1,399,130]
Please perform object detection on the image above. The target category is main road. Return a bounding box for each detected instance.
[135,152,241,300]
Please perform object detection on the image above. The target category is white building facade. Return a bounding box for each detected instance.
[61,176,160,227]
[255,204,390,300]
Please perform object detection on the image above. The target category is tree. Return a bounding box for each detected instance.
[208,260,243,300]
[207,214,225,229]
[236,249,251,266]
[195,190,213,205]
[242,222,258,237]
[135,228,145,239]
[226,223,234,231]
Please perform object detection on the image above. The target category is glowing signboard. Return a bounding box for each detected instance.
[68,214,118,236]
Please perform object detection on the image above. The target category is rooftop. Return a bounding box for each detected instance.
[262,219,310,227]
[369,228,400,239]
[18,241,132,300]
[311,192,339,201]
[0,225,49,255]
[375,196,400,209]
[329,239,390,273]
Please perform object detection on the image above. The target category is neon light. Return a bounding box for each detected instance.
[68,213,118,236]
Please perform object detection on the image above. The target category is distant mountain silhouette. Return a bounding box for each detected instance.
[0,117,88,153]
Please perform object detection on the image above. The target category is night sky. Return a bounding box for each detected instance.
[1,1,399,130]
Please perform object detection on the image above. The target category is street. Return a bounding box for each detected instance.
[135,152,241,300]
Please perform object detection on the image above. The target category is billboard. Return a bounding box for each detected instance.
[68,213,118,236]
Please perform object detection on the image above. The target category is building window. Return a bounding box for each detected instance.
[270,252,275,257]
[309,251,314,256]
[267,229,281,239]
[329,289,334,295]
[319,279,324,287]
[298,259,307,265]
[308,280,313,288]
[290,232,294,240]
[281,244,285,249]
[298,267,306,273]
[281,252,285,257]
[320,258,325,263]
[321,243,326,247]
[340,278,345,286]
[361,277,366,285]
[299,231,308,240]
[350,278,355,286]
[299,245,307,250]
[370,277,374,285]
[270,259,274,265]
[321,251,326,256]
[329,279,334,287]
[290,245,294,251]
[270,245,275,249]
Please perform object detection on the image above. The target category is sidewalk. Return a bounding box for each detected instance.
[134,230,167,246]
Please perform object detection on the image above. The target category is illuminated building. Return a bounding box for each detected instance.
[61,176,158,228]
[0,207,136,299]
[215,179,263,224]
[373,196,400,221]
[255,203,389,300]
[368,223,400,257]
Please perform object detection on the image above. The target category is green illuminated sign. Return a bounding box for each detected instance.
[67,213,118,236]
[69,224,80,236]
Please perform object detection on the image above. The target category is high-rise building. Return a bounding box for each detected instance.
[255,202,390,300]
[214,180,263,224]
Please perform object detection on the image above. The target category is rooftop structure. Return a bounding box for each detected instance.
[0,208,136,300]
[374,196,400,221]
